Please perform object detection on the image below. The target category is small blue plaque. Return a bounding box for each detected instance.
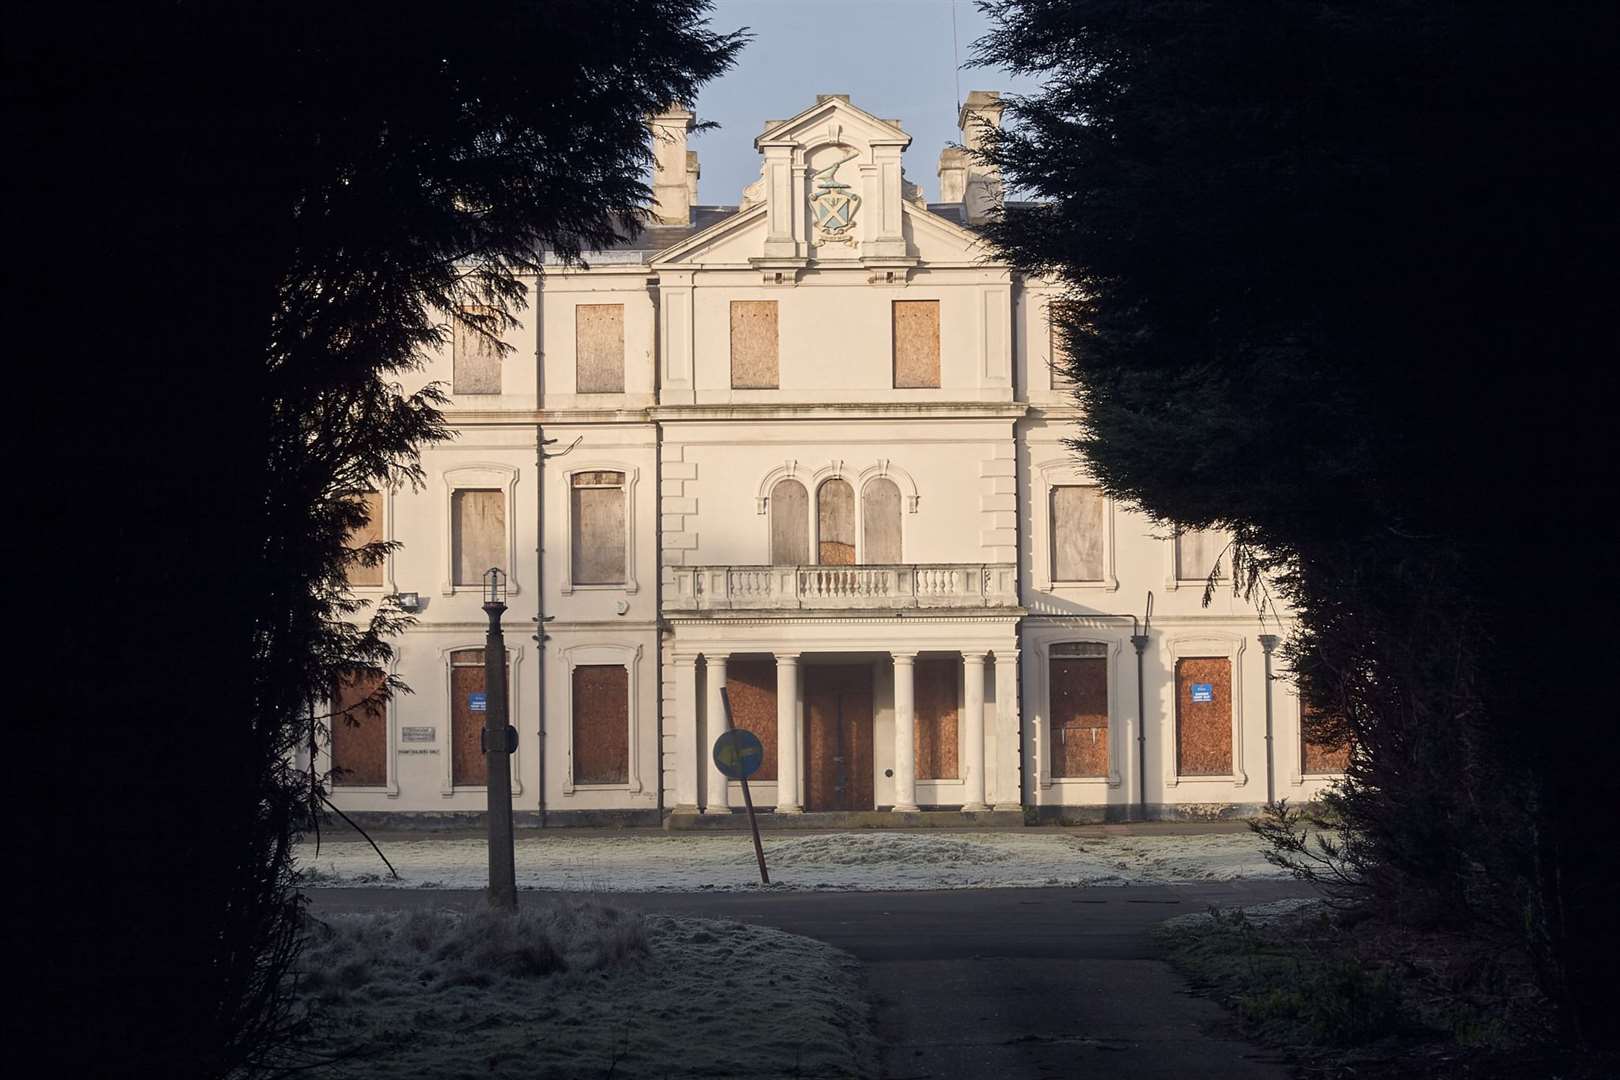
[469,692,487,712]
[1191,683,1214,703]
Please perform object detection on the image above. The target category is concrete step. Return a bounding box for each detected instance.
[664,808,1027,831]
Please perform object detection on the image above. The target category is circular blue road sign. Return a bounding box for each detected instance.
[712,729,765,780]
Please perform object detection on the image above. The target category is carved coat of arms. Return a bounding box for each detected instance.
[810,146,861,246]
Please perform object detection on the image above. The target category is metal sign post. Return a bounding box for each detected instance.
[713,689,769,885]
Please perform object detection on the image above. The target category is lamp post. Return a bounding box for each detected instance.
[482,567,517,911]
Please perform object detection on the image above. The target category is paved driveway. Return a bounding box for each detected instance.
[312,881,1304,1079]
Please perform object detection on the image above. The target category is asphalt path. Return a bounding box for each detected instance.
[311,881,1307,1079]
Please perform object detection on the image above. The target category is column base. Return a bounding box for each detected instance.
[701,806,732,816]
[991,802,1022,812]
[960,802,988,812]
[891,802,921,813]
[671,803,700,815]
[774,804,803,815]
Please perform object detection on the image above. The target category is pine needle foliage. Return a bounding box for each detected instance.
[972,0,1618,1048]
[18,3,742,1077]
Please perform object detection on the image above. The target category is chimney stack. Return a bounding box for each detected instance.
[649,106,696,225]
[685,150,700,208]
[957,90,1005,224]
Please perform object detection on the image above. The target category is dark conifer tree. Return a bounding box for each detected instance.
[973,0,1618,1047]
[11,2,741,1075]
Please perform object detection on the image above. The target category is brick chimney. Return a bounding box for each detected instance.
[649,106,696,225]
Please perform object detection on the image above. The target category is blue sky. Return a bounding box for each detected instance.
[689,1,1047,204]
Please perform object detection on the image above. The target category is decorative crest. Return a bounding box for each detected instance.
[809,145,862,246]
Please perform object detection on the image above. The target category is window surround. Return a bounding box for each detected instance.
[756,460,920,564]
[559,462,639,595]
[1164,527,1232,592]
[1290,689,1350,784]
[1033,637,1123,790]
[318,651,402,797]
[1032,458,1118,592]
[345,486,396,595]
[1162,634,1248,789]
[438,643,524,797]
[559,642,644,796]
[440,463,521,596]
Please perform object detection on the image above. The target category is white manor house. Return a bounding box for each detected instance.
[325,92,1347,826]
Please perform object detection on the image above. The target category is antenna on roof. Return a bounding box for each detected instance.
[951,0,963,113]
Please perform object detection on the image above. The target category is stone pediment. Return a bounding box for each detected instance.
[754,94,910,153]
[650,96,1000,279]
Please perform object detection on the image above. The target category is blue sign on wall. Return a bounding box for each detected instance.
[469,692,487,712]
[1190,683,1214,703]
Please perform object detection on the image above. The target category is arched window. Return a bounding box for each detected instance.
[769,479,808,565]
[861,478,902,564]
[816,478,855,565]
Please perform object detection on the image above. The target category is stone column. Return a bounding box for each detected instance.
[703,653,731,814]
[672,654,700,813]
[993,650,1022,811]
[891,652,919,812]
[775,653,802,813]
[961,652,988,811]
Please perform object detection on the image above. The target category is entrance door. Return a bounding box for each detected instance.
[803,664,874,811]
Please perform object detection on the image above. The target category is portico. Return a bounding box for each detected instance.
[666,610,1022,818]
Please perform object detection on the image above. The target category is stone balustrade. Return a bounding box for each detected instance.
[665,563,1019,612]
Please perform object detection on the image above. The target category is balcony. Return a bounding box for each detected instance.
[665,563,1019,613]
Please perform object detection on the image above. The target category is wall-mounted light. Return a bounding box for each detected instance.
[394,591,421,612]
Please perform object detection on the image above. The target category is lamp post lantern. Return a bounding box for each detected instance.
[482,567,518,911]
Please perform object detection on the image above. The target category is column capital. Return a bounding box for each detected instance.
[673,653,699,668]
[773,651,801,664]
[961,650,988,666]
[891,651,918,665]
[702,650,730,664]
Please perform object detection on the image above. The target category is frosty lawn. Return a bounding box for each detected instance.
[296,902,875,1079]
[297,829,1287,891]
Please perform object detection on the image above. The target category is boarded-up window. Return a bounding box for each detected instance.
[1050,644,1108,777]
[817,478,855,565]
[1176,657,1233,776]
[331,668,387,786]
[453,308,501,395]
[1302,704,1352,774]
[575,304,625,393]
[1176,528,1228,581]
[450,649,487,787]
[1051,486,1104,582]
[451,489,506,587]
[573,664,629,784]
[571,471,626,584]
[725,660,778,781]
[914,658,959,780]
[893,300,940,388]
[770,479,809,565]
[730,300,778,389]
[861,478,902,564]
[346,489,385,587]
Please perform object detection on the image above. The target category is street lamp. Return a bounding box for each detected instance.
[482,567,517,911]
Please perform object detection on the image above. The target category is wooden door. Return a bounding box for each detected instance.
[803,664,874,810]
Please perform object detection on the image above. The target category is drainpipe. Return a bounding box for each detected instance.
[1258,634,1280,807]
[1130,592,1154,822]
[532,428,547,827]
[532,431,580,827]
